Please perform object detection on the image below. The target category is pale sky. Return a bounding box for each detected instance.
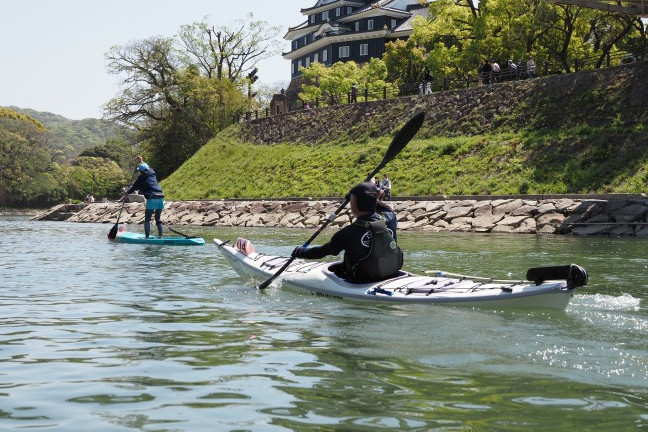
[0,0,307,119]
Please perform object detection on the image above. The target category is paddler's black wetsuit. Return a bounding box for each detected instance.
[295,201,402,283]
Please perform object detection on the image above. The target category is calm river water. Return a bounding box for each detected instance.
[1,216,647,431]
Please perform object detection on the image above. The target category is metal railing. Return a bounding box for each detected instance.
[242,48,646,121]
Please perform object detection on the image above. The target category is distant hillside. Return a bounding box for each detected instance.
[162,61,648,200]
[7,107,129,161]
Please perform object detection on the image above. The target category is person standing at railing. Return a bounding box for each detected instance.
[351,83,358,103]
[373,176,386,200]
[508,60,519,80]
[480,59,492,85]
[527,57,536,78]
[380,173,392,201]
[491,60,501,83]
[423,68,433,94]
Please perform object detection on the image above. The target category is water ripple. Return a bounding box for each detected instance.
[1,218,647,430]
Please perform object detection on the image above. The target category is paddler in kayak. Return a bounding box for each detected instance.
[120,159,165,239]
[292,181,403,283]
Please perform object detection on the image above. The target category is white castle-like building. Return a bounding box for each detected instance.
[284,0,429,80]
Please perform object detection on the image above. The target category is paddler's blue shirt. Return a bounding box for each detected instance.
[296,201,398,275]
[127,168,164,199]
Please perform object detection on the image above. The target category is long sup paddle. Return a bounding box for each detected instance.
[167,225,198,239]
[107,168,138,240]
[258,111,426,290]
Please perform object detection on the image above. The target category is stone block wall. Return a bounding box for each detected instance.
[35,196,648,237]
[241,62,648,146]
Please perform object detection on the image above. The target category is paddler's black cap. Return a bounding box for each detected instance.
[345,181,378,212]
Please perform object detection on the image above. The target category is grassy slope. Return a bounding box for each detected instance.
[163,63,648,199]
[162,123,648,200]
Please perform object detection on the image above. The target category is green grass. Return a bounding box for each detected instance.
[162,124,648,200]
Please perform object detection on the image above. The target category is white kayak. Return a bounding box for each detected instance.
[213,238,588,310]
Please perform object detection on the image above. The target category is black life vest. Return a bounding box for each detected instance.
[349,219,403,283]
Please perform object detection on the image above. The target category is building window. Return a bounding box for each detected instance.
[339,46,350,58]
[347,6,352,14]
[292,62,296,74]
[314,53,319,63]
[322,10,329,20]
[355,21,360,32]
[305,57,310,68]
[391,19,397,28]
[360,44,368,56]
[298,60,302,70]
[310,15,315,24]
[304,36,308,45]
[367,19,374,31]
[322,49,328,62]
[336,7,341,16]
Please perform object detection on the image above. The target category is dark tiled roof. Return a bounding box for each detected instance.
[392,6,429,33]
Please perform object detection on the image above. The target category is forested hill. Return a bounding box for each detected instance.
[6,107,127,161]
[0,107,131,207]
[162,61,648,200]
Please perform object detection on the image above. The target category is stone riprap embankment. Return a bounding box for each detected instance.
[242,62,648,146]
[33,195,648,237]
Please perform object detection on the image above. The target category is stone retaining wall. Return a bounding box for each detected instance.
[34,196,648,237]
[241,62,648,146]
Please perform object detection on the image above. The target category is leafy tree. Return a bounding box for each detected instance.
[105,15,281,178]
[178,14,282,81]
[299,62,328,105]
[359,57,394,98]
[78,135,139,175]
[299,59,391,105]
[545,4,639,71]
[105,36,181,128]
[137,70,249,178]
[65,157,127,199]
[618,17,648,61]
[383,39,427,85]
[0,109,55,207]
[322,61,361,105]
[176,68,249,134]
[0,107,46,131]
[0,108,131,206]
[408,0,646,82]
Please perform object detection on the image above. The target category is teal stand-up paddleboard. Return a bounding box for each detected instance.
[112,231,205,246]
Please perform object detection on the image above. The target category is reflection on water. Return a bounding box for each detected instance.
[0,217,647,431]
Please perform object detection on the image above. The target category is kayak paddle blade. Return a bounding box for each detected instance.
[379,111,425,171]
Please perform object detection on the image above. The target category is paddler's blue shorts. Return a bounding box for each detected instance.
[146,198,165,211]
